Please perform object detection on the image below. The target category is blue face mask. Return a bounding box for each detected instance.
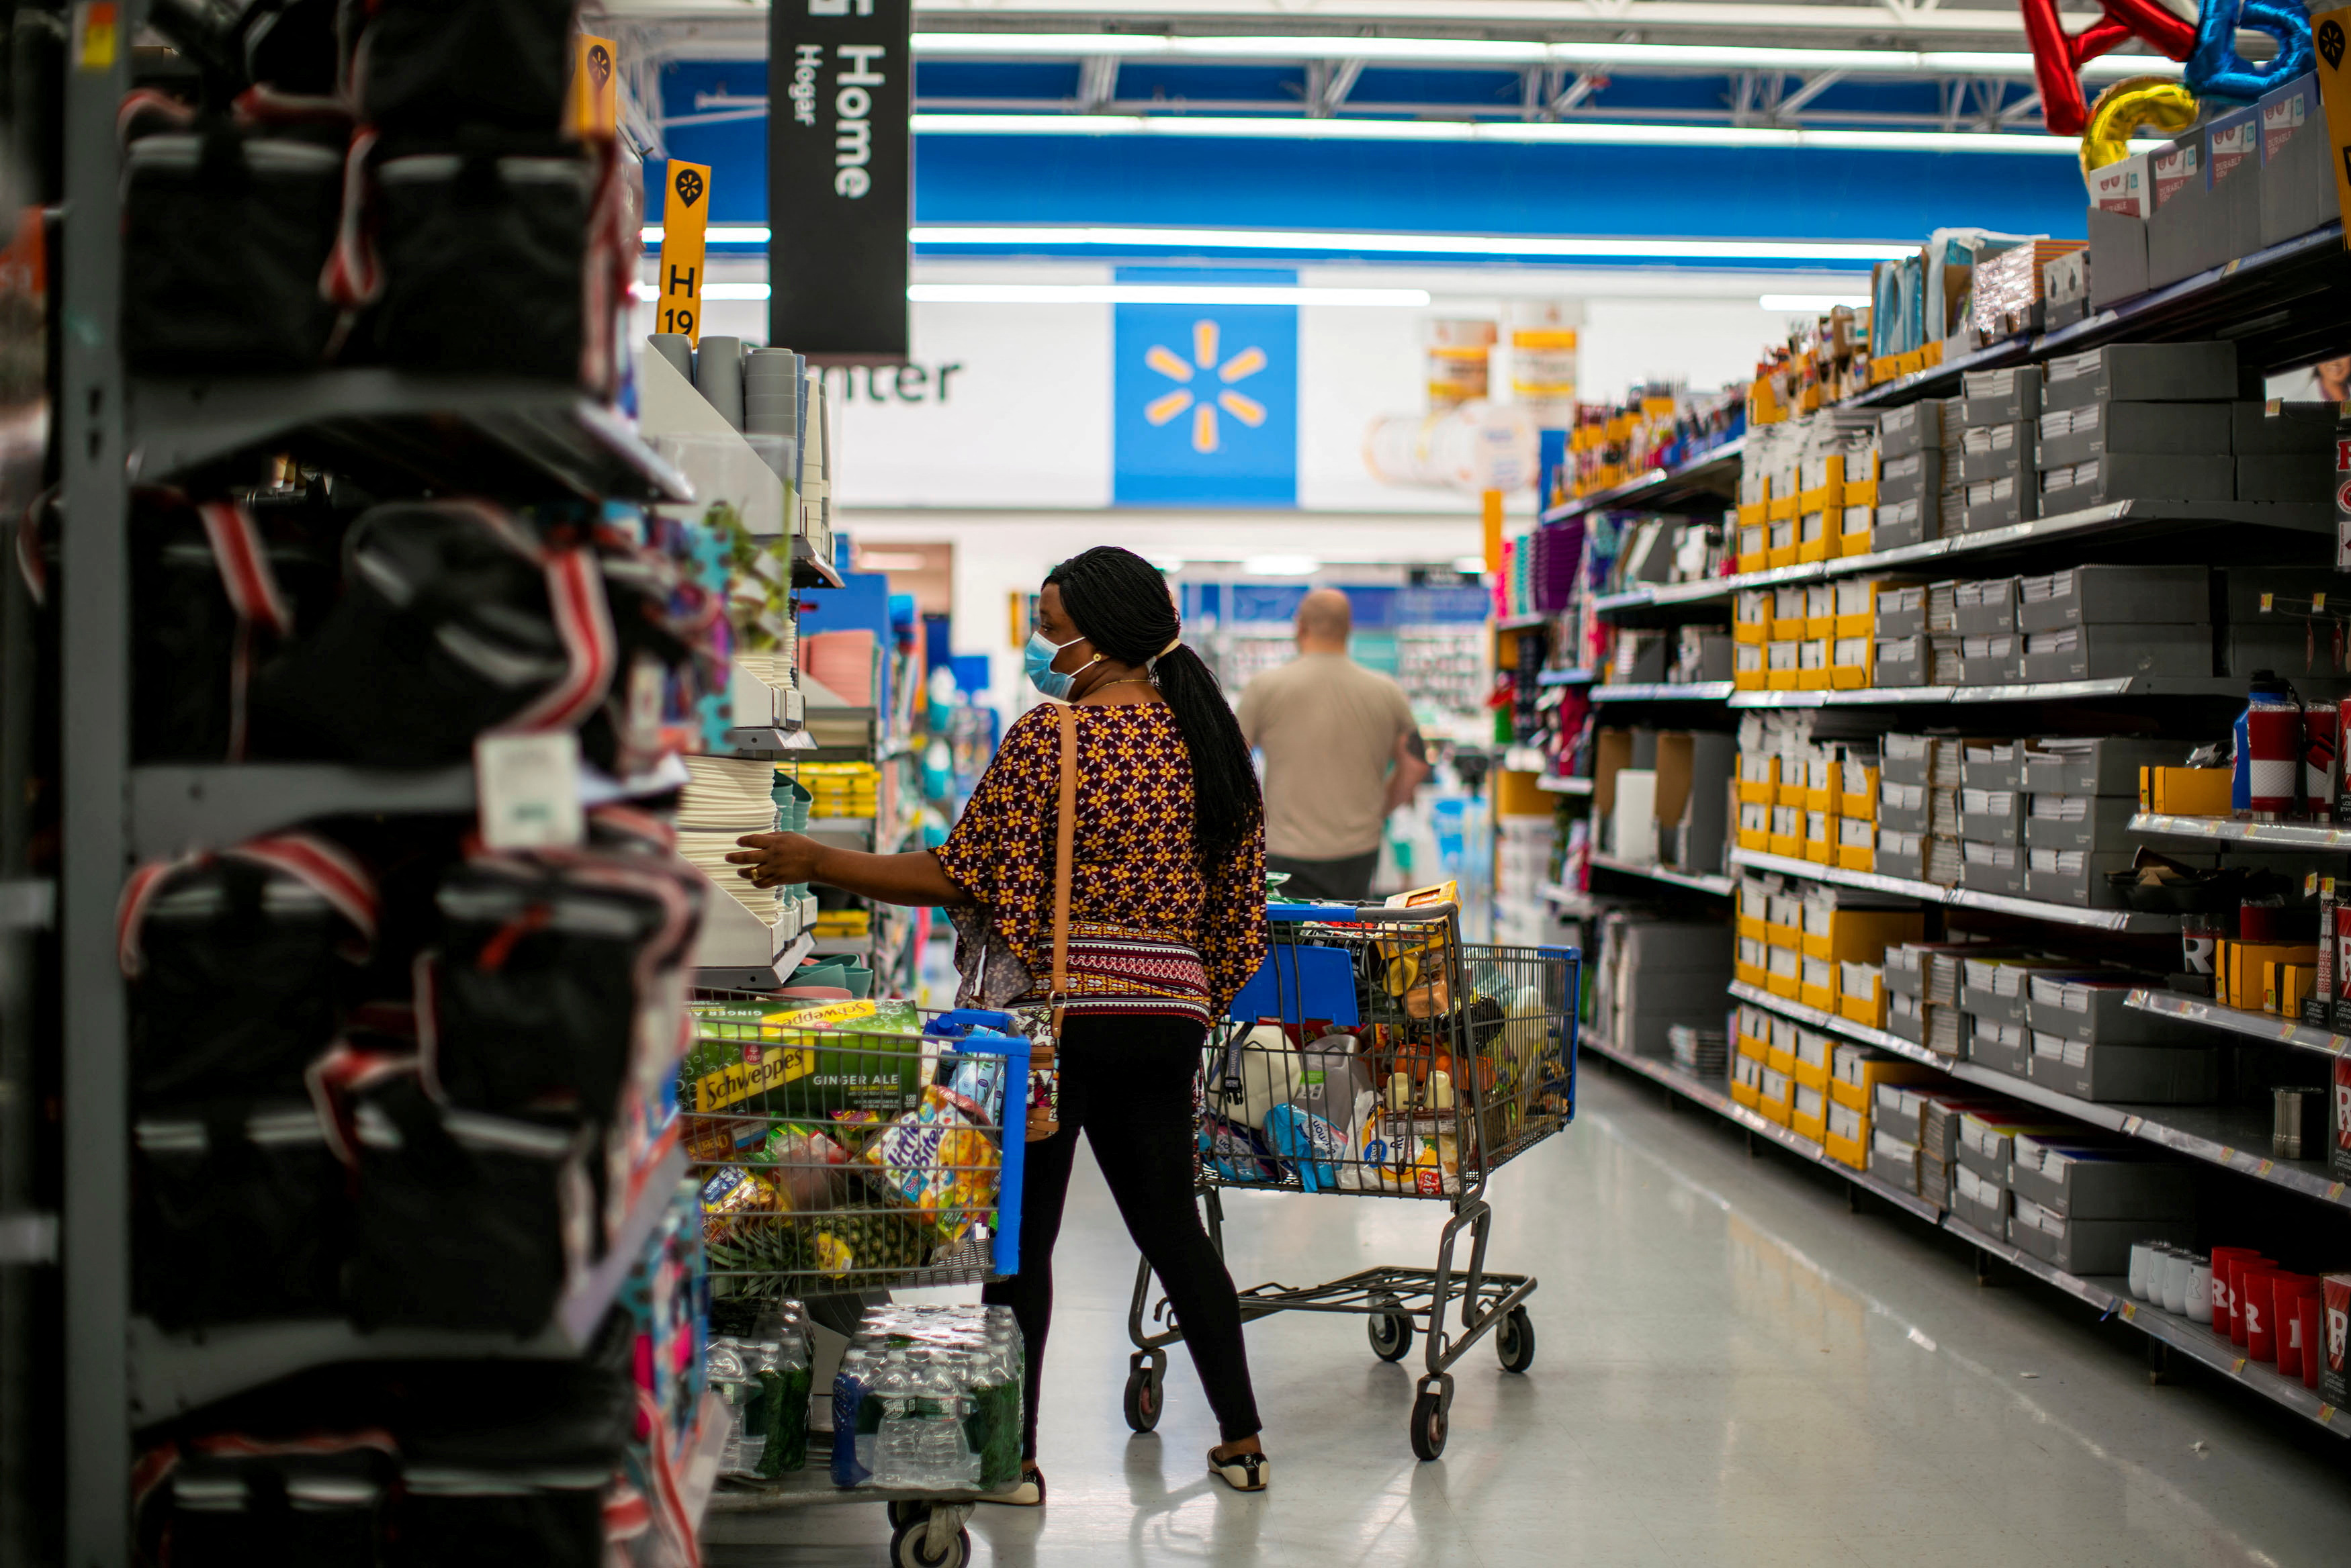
[1024,628,1092,700]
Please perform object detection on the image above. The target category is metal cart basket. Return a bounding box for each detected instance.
[1125,901,1579,1460]
[683,997,1032,1568]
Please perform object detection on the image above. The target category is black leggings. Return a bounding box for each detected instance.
[981,1013,1261,1460]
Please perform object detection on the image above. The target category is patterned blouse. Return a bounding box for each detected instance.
[932,702,1267,1025]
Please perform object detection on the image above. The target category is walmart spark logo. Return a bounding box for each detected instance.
[1112,285,1296,507]
[1143,320,1269,454]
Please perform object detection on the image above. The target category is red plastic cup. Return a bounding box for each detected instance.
[2301,1291,2325,1389]
[2209,1248,2268,1336]
[2240,1267,2283,1361]
[2274,1275,2321,1379]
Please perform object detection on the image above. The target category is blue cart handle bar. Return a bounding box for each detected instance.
[1267,900,1458,924]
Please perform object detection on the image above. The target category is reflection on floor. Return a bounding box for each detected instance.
[705,1066,2351,1567]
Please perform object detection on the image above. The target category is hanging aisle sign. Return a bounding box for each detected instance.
[570,34,620,138]
[768,0,911,362]
[658,159,712,344]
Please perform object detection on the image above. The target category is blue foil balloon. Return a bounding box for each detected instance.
[2188,0,2316,103]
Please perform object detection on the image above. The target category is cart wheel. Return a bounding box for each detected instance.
[1409,1389,1449,1461]
[1122,1361,1163,1432]
[1496,1307,1536,1375]
[889,1520,971,1568]
[886,1500,926,1532]
[1367,1311,1414,1363]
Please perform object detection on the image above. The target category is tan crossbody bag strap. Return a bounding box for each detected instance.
[1049,704,1079,1031]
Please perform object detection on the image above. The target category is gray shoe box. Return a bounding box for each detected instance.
[2016,565,2209,632]
[1875,635,1928,687]
[1954,578,2019,635]
[2024,794,2139,853]
[2042,342,2238,410]
[1961,741,2020,792]
[2020,735,2185,794]
[2039,452,2237,510]
[2036,401,2231,470]
[1961,423,2037,483]
[1871,497,1929,551]
[1879,400,1949,459]
[2026,978,2197,1044]
[2008,1139,2196,1219]
[1967,1023,2031,1079]
[1960,367,2041,428]
[2027,1042,2221,1103]
[2009,1204,2192,1276]
[2022,849,2141,907]
[1953,1185,2010,1239]
[2086,205,2151,308]
[2021,624,2213,683]
[2237,451,2334,502]
[2258,73,2335,248]
[1959,845,2024,896]
[2233,399,2338,454]
[1960,791,2023,845]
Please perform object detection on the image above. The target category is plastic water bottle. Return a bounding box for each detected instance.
[871,1351,924,1487]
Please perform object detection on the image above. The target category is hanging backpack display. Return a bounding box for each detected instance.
[245,500,616,766]
[347,0,581,133]
[418,844,701,1129]
[117,832,378,1109]
[132,1104,349,1329]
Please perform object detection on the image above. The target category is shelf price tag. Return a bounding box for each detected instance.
[658,160,713,345]
[475,732,585,851]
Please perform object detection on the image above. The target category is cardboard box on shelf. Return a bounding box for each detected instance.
[1967,1016,2032,1077]
[2237,451,2336,502]
[1832,1048,1936,1110]
[2035,401,2232,471]
[2037,452,2237,510]
[1871,1130,1922,1194]
[2257,73,2335,248]
[2023,735,2183,795]
[2141,765,2234,815]
[2205,105,2265,265]
[1951,1162,2010,1237]
[2019,622,2213,684]
[1959,366,2041,428]
[2010,1195,2191,1275]
[2027,1036,2221,1103]
[2024,793,2140,854]
[2041,342,2238,411]
[2008,1135,2195,1219]
[2023,847,2139,907]
[2146,134,2215,287]
[2321,1272,2350,1410]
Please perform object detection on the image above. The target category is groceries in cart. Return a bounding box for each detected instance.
[1202,896,1575,1198]
[681,1000,1030,1295]
[830,1304,1026,1491]
[707,1299,815,1482]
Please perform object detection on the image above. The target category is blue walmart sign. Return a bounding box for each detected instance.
[1112,270,1297,508]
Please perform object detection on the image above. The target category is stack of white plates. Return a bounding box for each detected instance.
[679,755,783,927]
[680,830,781,927]
[680,754,779,833]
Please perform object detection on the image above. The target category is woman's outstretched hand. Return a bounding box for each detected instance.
[728,831,824,888]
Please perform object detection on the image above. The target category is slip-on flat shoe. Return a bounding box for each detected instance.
[1207,1450,1269,1492]
[981,1468,1045,1506]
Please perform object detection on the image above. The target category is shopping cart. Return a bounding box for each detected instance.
[1124,900,1579,1461]
[684,996,1032,1568]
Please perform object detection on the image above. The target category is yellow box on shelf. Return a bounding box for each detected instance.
[1824,1127,1869,1170]
[1829,1055,1938,1111]
[2141,766,2233,816]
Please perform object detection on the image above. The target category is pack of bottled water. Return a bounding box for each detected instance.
[709,1299,812,1483]
[829,1303,1024,1492]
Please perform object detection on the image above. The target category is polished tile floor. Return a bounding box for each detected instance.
[706,1066,2351,1567]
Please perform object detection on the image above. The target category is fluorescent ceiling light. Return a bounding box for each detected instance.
[704,283,775,300]
[641,225,770,244]
[910,224,1912,263]
[1452,555,1492,575]
[908,112,2158,155]
[907,31,2180,81]
[908,282,1430,306]
[1759,292,1871,310]
[1243,555,1321,575]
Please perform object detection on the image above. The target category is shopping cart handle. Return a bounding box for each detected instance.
[926,1008,1020,1036]
[1267,901,1368,923]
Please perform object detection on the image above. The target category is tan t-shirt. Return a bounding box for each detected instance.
[1237,652,1419,861]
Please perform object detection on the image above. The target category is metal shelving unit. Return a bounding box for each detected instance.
[1587,853,1734,897]
[1728,677,2260,710]
[1728,846,2181,933]
[1726,981,2349,1209]
[1589,1029,2348,1436]
[1538,434,1745,524]
[2129,813,2351,850]
[2126,988,2350,1062]
[1589,680,1736,703]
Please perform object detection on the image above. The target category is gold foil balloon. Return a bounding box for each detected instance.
[2079,76,2201,174]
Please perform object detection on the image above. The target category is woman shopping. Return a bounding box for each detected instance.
[727,545,1273,1501]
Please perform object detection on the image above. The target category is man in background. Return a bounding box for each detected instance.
[1237,588,1429,902]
